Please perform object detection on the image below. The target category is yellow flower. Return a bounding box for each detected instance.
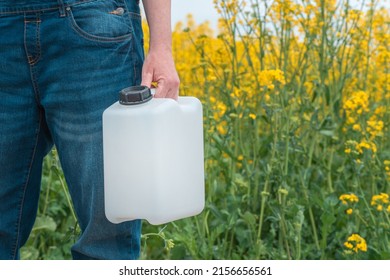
[258,69,286,89]
[374,106,386,116]
[367,118,384,139]
[356,140,377,154]
[344,234,367,253]
[339,193,359,204]
[343,91,369,113]
[340,194,358,215]
[371,193,389,204]
[344,140,361,155]
[344,241,353,250]
[217,121,228,135]
[385,161,390,180]
[352,124,362,132]
[249,113,256,120]
[213,101,227,121]
[346,117,355,125]
[371,193,390,211]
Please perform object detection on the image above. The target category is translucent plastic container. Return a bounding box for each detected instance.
[103,86,205,225]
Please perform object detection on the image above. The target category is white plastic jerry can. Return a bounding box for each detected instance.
[103,86,205,225]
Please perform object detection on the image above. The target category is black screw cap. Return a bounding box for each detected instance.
[119,86,153,105]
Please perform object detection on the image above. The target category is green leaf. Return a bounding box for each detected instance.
[319,129,335,137]
[32,216,57,232]
[325,85,330,106]
[240,211,257,227]
[233,173,249,188]
[20,246,39,260]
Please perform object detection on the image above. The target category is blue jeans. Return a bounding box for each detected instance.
[0,0,144,259]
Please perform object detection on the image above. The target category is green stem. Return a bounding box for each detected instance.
[53,167,77,223]
[279,192,291,259]
[327,147,334,193]
[42,163,52,216]
[303,135,321,251]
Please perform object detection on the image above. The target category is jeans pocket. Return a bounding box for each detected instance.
[68,0,133,43]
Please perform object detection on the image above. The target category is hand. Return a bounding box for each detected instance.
[141,48,180,100]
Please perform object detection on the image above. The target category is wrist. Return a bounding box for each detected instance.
[148,41,172,54]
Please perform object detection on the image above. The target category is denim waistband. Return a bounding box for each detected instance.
[0,0,98,15]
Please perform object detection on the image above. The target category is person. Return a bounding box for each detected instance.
[0,0,180,259]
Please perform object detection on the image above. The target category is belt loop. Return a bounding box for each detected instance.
[57,0,66,17]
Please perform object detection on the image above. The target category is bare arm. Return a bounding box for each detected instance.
[141,0,180,99]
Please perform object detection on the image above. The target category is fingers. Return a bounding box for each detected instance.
[154,78,180,100]
[141,51,180,100]
[141,71,153,88]
[143,73,179,100]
